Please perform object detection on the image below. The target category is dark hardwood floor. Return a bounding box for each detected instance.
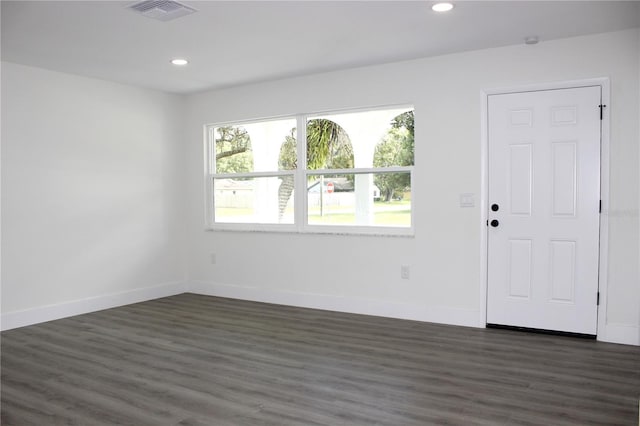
[2,293,639,425]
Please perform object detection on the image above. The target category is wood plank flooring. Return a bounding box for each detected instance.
[2,293,639,425]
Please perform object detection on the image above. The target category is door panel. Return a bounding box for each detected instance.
[487,86,601,335]
[551,141,577,216]
[507,239,532,299]
[549,240,576,303]
[509,144,532,215]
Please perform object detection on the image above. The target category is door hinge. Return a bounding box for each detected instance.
[597,292,600,306]
[599,200,602,213]
[598,104,607,120]
[486,220,489,226]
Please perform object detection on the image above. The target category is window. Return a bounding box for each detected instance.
[205,106,414,235]
[207,118,297,228]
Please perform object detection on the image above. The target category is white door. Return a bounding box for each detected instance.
[487,86,601,335]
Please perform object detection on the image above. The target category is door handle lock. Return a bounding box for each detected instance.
[491,204,499,211]
[490,219,499,227]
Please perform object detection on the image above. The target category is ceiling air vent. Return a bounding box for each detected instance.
[128,0,196,22]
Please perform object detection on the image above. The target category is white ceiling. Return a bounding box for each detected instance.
[2,1,639,94]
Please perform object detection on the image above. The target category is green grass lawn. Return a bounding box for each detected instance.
[308,200,411,226]
[217,200,411,227]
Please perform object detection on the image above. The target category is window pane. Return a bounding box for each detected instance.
[307,172,411,227]
[305,119,353,170]
[214,118,297,173]
[214,176,294,224]
[307,108,413,170]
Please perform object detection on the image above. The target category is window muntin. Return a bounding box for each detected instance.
[206,106,414,234]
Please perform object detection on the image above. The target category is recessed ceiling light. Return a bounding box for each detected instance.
[171,58,189,66]
[432,2,454,12]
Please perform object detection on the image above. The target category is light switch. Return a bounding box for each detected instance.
[460,193,475,207]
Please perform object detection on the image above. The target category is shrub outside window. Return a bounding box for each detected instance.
[206,106,414,235]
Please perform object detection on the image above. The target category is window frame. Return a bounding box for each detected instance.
[204,106,415,236]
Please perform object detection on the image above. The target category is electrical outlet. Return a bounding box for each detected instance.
[401,265,410,279]
[210,253,217,265]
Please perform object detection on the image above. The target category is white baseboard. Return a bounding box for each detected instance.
[1,281,187,331]
[9,279,633,345]
[600,322,640,346]
[187,280,480,328]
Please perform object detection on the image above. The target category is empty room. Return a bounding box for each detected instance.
[2,1,640,425]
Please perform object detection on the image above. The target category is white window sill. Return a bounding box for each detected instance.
[204,225,415,238]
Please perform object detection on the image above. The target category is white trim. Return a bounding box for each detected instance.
[599,323,640,346]
[305,103,414,119]
[479,90,490,327]
[295,114,307,231]
[482,78,610,96]
[5,279,633,344]
[205,227,414,237]
[208,223,298,233]
[597,79,612,343]
[480,78,613,340]
[204,115,298,131]
[213,170,295,180]
[211,166,414,179]
[203,125,214,229]
[187,280,479,327]
[305,166,412,176]
[202,103,414,129]
[301,224,414,237]
[1,281,186,331]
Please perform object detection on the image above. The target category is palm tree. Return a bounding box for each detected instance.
[277,120,353,220]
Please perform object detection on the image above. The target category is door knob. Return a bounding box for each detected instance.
[491,204,499,211]
[490,219,499,227]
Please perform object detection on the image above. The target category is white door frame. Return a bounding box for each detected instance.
[479,78,610,340]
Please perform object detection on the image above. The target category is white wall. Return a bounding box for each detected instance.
[1,62,186,329]
[185,29,640,344]
[2,29,638,345]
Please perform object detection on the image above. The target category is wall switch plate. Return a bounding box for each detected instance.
[460,193,475,207]
[401,265,410,279]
